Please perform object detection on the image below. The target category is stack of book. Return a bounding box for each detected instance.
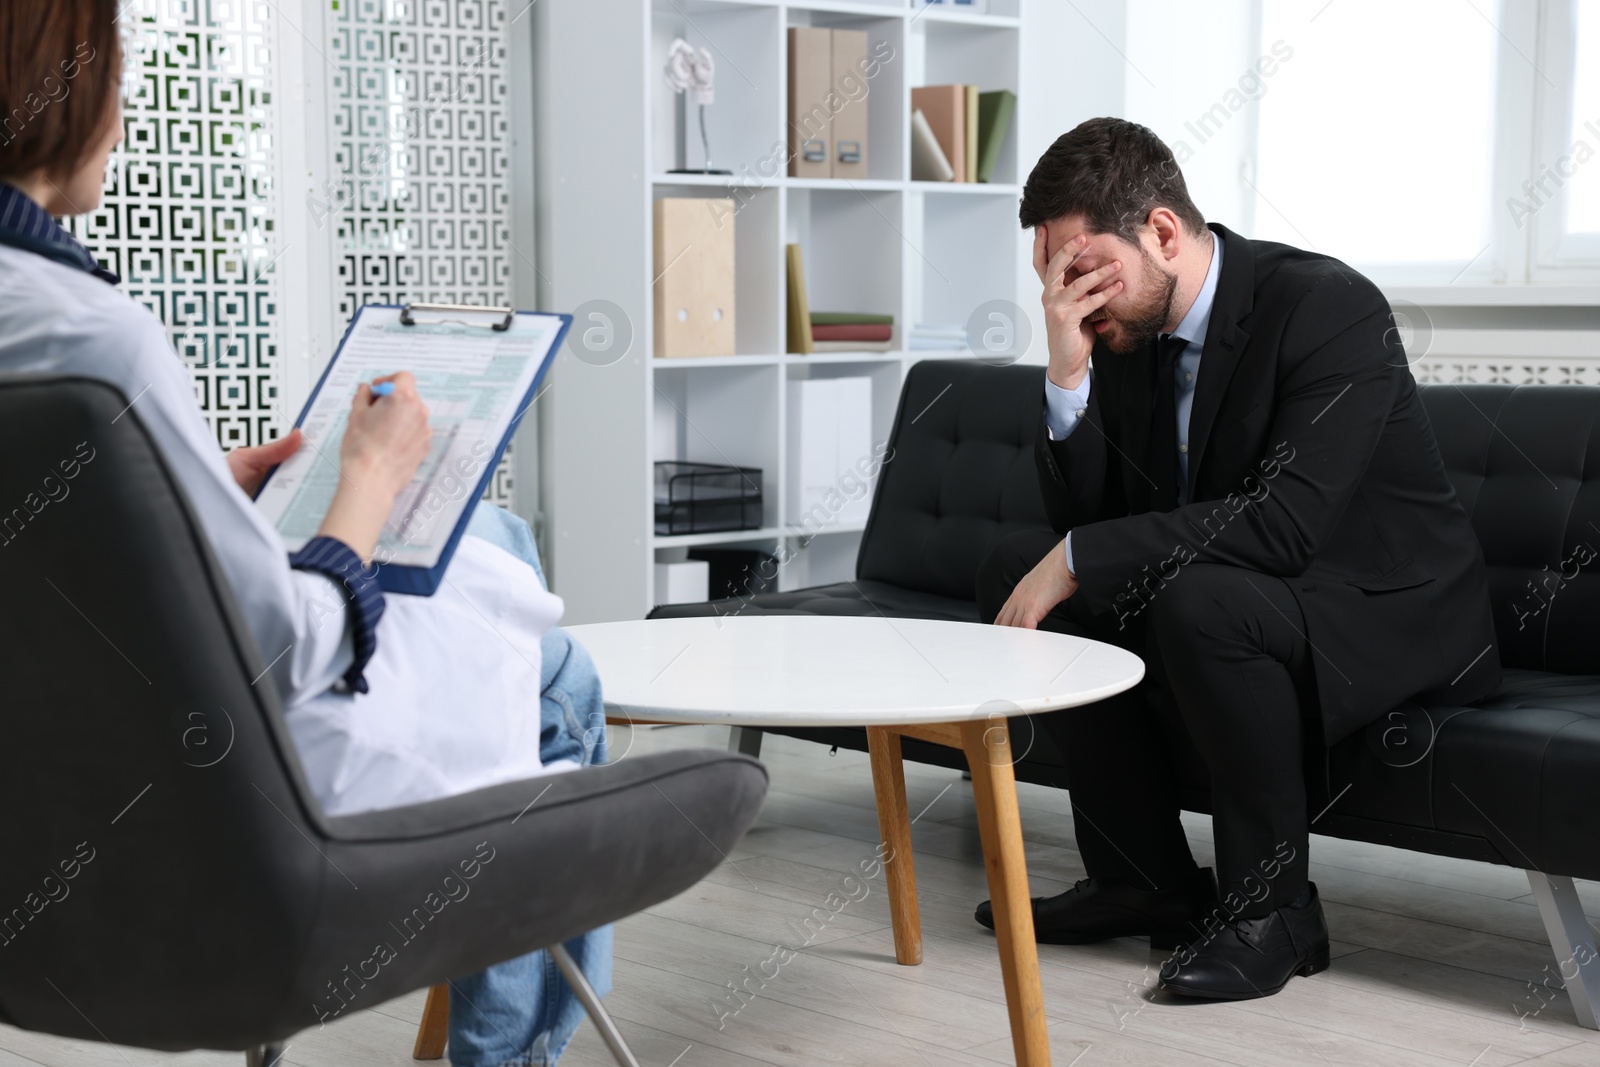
[811,312,894,352]
[910,85,1016,184]
[908,324,967,351]
[785,243,896,354]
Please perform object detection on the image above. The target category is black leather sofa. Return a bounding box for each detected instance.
[652,359,1600,1027]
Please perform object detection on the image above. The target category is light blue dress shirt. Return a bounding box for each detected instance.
[1044,235,1223,574]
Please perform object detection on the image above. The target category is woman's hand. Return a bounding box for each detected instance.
[315,372,432,562]
[339,372,433,499]
[226,428,303,496]
[995,540,1079,629]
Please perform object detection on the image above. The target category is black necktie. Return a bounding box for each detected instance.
[1148,333,1187,512]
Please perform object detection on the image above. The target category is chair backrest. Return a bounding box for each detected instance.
[858,360,1052,600]
[1418,383,1600,675]
[0,377,326,1044]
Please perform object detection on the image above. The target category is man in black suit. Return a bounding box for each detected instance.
[972,118,1501,1000]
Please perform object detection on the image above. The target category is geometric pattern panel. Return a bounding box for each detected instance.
[326,0,516,504]
[72,1,283,452]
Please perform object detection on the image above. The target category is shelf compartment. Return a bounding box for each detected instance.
[651,1,783,177]
[785,7,906,182]
[908,188,1024,361]
[652,185,783,356]
[909,16,1019,185]
[653,362,783,529]
[786,186,905,347]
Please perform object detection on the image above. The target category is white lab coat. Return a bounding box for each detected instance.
[0,246,573,815]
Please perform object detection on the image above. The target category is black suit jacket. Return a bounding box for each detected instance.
[1037,224,1501,744]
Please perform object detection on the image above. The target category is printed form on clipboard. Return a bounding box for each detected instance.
[255,303,572,596]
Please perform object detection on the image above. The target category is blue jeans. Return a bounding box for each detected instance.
[446,504,613,1067]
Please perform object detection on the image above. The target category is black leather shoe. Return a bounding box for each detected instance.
[975,867,1218,949]
[1158,883,1331,1000]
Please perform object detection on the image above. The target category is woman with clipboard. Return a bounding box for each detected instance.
[0,4,608,1064]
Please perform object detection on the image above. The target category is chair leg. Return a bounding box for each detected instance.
[728,726,763,757]
[244,1045,285,1067]
[551,942,640,1067]
[1527,871,1600,1029]
[413,982,451,1059]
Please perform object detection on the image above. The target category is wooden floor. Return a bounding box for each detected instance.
[5,724,1600,1067]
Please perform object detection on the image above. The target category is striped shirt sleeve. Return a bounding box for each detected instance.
[287,536,385,694]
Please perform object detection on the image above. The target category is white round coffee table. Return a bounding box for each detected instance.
[565,615,1144,1067]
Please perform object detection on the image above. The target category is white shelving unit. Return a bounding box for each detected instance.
[535,0,1025,623]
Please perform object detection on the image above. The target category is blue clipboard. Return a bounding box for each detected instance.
[257,302,572,596]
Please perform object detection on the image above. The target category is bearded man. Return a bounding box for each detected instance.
[972,117,1500,1001]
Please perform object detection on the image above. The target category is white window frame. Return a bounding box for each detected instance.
[1530,0,1600,278]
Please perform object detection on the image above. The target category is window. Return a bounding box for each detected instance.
[1532,0,1600,270]
[1247,0,1597,285]
[1253,0,1500,283]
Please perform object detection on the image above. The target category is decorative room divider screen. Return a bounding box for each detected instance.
[68,0,526,506]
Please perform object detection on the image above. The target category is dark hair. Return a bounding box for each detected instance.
[1019,118,1207,243]
[0,0,122,182]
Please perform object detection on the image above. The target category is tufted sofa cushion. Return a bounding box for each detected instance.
[1420,384,1600,675]
[855,360,1053,600]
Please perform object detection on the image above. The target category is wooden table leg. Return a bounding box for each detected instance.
[412,982,450,1059]
[961,719,1050,1067]
[866,725,923,966]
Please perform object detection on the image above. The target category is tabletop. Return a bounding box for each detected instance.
[563,615,1145,727]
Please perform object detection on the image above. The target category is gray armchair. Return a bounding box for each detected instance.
[0,377,768,1064]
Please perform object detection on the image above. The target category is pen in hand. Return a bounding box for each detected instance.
[369,380,395,401]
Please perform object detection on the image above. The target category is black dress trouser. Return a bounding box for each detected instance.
[976,529,1317,918]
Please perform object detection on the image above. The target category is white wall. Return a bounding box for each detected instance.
[1014,0,1130,362]
[1122,0,1261,233]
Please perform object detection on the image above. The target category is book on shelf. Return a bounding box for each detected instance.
[785,243,814,355]
[916,0,991,11]
[910,85,1017,183]
[908,323,968,352]
[813,323,892,343]
[810,340,894,353]
[910,85,965,182]
[910,108,955,182]
[811,311,895,326]
[976,90,1016,183]
[963,85,979,183]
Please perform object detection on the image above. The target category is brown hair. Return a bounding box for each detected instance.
[1019,118,1207,243]
[0,0,122,182]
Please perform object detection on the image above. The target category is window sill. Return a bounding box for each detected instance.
[1383,285,1600,307]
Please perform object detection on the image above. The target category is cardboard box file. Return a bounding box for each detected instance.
[788,28,833,179]
[789,27,872,179]
[829,29,869,180]
[653,197,735,358]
